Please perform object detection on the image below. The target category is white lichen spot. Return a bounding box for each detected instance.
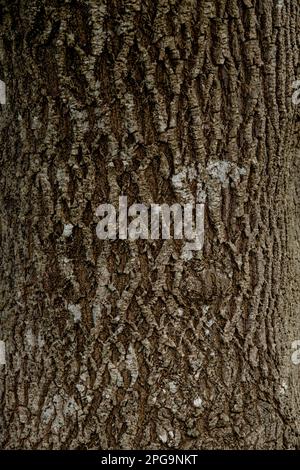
[76,383,85,394]
[0,341,6,365]
[197,186,207,204]
[187,166,197,182]
[61,256,70,266]
[159,430,168,443]
[62,223,73,238]
[56,167,69,192]
[41,404,55,423]
[172,167,196,204]
[38,333,45,348]
[168,381,177,393]
[181,246,194,261]
[64,397,78,416]
[0,79,6,105]
[68,303,82,323]
[291,339,300,365]
[92,304,101,325]
[51,415,65,433]
[150,395,157,405]
[207,160,246,188]
[31,115,41,130]
[292,80,300,106]
[279,381,288,395]
[193,397,202,408]
[207,161,231,186]
[125,344,139,387]
[25,328,35,348]
[108,361,124,387]
[172,170,186,189]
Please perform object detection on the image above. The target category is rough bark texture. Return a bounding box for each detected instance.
[0,0,300,450]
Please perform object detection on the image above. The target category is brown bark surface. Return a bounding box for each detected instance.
[0,0,300,449]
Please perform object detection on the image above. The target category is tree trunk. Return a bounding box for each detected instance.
[0,0,300,450]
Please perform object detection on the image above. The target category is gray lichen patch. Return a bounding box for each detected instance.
[62,223,74,238]
[206,160,247,188]
[0,341,5,365]
[67,304,82,323]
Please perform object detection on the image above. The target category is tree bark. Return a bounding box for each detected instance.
[0,0,300,450]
